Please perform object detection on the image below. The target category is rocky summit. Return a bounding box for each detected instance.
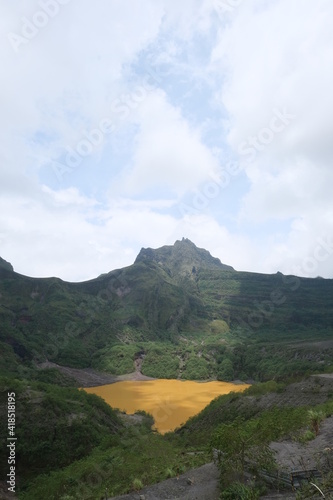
[135,238,234,278]
[0,239,333,380]
[1,240,333,499]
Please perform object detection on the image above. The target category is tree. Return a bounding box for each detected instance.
[211,418,275,487]
[217,358,234,381]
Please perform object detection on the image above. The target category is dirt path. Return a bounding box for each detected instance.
[35,368,333,498]
[270,415,333,471]
[107,375,333,500]
[116,413,333,500]
[108,462,220,500]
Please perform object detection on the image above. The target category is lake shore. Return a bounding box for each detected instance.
[84,379,250,433]
[37,361,247,387]
[37,361,156,387]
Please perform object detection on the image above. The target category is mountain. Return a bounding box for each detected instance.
[2,240,333,499]
[0,256,13,272]
[0,239,333,382]
[135,238,234,278]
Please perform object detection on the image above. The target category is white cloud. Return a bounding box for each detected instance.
[1,0,333,280]
[1,178,332,281]
[115,91,221,196]
[241,159,333,222]
[0,0,165,177]
[209,0,333,277]
[262,217,333,279]
[168,213,259,272]
[0,186,178,281]
[161,0,213,39]
[212,0,333,168]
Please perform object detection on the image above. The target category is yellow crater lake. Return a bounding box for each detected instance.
[84,379,250,434]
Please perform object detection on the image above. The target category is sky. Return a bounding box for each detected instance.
[1,0,333,282]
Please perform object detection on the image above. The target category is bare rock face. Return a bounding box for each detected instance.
[135,238,234,279]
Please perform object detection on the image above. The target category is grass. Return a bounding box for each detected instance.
[19,429,210,499]
[0,376,123,484]
[3,372,333,498]
[1,253,333,382]
[1,246,333,497]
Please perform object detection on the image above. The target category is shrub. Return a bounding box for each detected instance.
[220,482,260,499]
[132,478,143,491]
[308,409,325,435]
[217,358,234,381]
[165,467,175,478]
[300,429,316,443]
[244,381,284,396]
[182,355,209,380]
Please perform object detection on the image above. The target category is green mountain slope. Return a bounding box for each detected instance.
[1,241,333,498]
[135,237,234,277]
[0,376,123,485]
[1,239,333,381]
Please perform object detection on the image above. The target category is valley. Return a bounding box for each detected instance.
[1,239,333,498]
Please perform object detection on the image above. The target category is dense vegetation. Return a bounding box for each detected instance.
[1,239,333,384]
[3,374,333,498]
[1,239,333,497]
[0,377,123,484]
[0,375,210,499]
[178,379,333,498]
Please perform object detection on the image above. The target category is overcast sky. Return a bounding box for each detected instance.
[1,0,333,281]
